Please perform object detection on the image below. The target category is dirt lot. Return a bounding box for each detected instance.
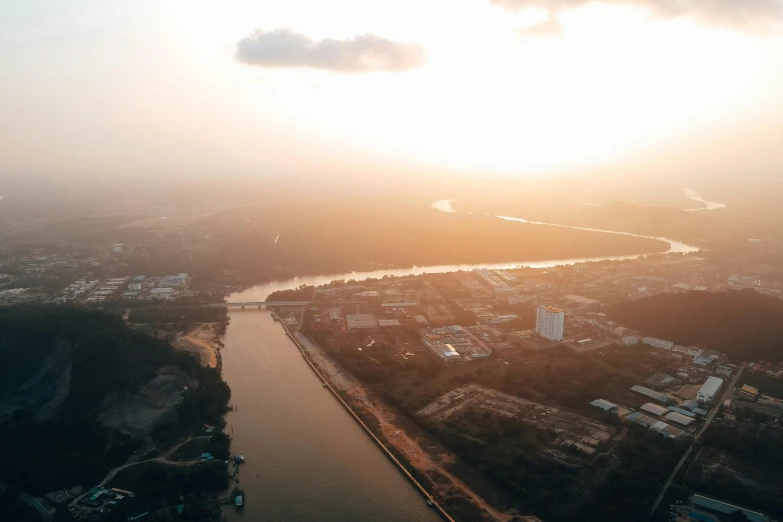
[673,384,700,400]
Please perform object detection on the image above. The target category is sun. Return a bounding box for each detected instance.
[171,0,764,173]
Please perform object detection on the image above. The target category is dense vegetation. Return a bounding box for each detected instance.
[607,289,783,362]
[106,461,228,498]
[127,306,229,335]
[688,421,783,518]
[267,284,315,301]
[188,202,668,284]
[429,412,683,522]
[0,305,230,493]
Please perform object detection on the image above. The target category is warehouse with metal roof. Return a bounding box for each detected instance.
[590,399,618,412]
[691,494,769,522]
[665,411,695,426]
[346,314,378,330]
[641,403,669,416]
[667,406,696,418]
[631,385,672,404]
[697,376,724,403]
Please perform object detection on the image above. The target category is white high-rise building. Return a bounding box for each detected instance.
[536,304,565,341]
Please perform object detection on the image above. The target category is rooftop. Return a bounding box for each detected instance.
[346,314,378,329]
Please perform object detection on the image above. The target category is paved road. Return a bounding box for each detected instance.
[646,363,746,521]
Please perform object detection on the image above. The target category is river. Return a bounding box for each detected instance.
[220,204,699,520]
[683,188,726,211]
[221,311,442,522]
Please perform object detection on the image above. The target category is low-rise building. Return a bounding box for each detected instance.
[696,376,724,403]
[642,337,674,350]
[715,365,732,377]
[641,403,669,416]
[150,287,174,300]
[665,411,695,426]
[346,314,378,330]
[631,385,673,404]
[590,399,618,412]
[739,384,759,401]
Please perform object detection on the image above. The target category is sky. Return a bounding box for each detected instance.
[1,0,782,185]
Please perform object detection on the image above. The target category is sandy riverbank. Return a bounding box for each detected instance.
[177,324,222,368]
[293,331,540,522]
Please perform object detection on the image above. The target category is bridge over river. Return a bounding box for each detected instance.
[207,301,312,308]
[196,300,394,308]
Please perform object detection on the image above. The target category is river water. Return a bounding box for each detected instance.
[220,204,700,520]
[221,311,442,522]
[683,188,726,211]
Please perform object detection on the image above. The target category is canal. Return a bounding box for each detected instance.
[221,310,442,522]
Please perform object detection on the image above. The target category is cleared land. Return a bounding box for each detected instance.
[417,384,612,455]
[177,324,221,368]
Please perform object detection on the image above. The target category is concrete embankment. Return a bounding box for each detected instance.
[278,322,457,522]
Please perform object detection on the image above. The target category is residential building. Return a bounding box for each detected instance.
[536,304,564,342]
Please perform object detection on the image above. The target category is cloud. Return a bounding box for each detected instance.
[519,13,563,36]
[491,0,783,30]
[234,28,425,73]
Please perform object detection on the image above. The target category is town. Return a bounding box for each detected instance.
[3,235,783,521]
[267,256,783,522]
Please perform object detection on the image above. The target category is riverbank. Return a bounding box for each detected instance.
[278,318,538,522]
[177,323,222,369]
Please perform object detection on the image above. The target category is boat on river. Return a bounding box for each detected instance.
[234,488,245,508]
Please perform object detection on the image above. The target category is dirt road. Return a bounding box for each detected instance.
[97,435,213,487]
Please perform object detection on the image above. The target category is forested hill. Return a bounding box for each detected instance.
[0,305,230,493]
[607,289,783,363]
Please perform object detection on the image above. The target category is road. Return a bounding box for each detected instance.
[97,435,212,487]
[646,363,746,520]
[64,435,213,510]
